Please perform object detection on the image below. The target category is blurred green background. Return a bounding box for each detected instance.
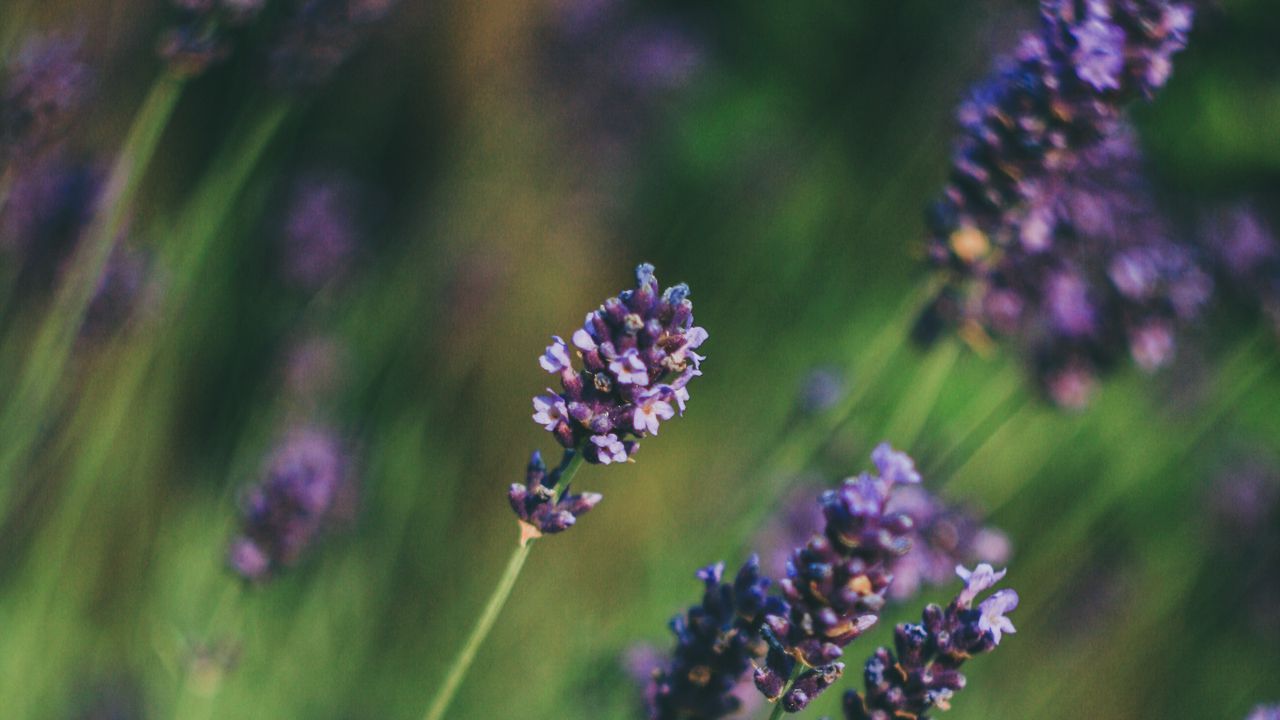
[1,0,1279,718]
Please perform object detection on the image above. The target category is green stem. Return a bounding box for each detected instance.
[421,451,585,720]
[173,581,247,720]
[0,74,184,514]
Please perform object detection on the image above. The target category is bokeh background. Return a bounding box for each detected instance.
[2,0,1279,718]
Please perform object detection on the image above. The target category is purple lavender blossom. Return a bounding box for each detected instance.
[923,126,1210,407]
[1247,705,1280,720]
[280,174,362,290]
[646,557,783,720]
[159,0,267,77]
[842,564,1019,720]
[885,486,1011,602]
[508,450,602,545]
[531,263,705,465]
[922,0,1203,406]
[228,427,355,581]
[0,151,99,257]
[268,0,399,89]
[0,35,93,163]
[753,444,921,712]
[1199,204,1280,336]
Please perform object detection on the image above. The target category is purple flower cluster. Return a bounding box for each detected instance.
[280,173,362,289]
[1200,205,1280,336]
[532,263,706,465]
[842,564,1019,720]
[922,0,1203,406]
[0,35,93,164]
[1248,705,1280,720]
[885,487,1011,602]
[925,126,1210,408]
[508,450,602,545]
[159,0,267,77]
[228,427,354,581]
[753,444,921,712]
[268,0,399,89]
[645,557,780,720]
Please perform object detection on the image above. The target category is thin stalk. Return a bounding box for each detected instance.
[173,581,248,720]
[881,340,961,450]
[421,451,585,720]
[0,74,184,515]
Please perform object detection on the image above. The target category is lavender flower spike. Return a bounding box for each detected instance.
[754,444,920,712]
[531,263,706,466]
[842,565,1019,720]
[1,35,93,164]
[1247,705,1280,720]
[508,450,602,546]
[647,556,784,720]
[269,0,400,89]
[228,427,354,582]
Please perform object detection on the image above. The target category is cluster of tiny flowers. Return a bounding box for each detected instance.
[644,557,781,720]
[280,173,362,289]
[268,0,399,89]
[842,564,1018,720]
[532,263,706,465]
[508,450,602,545]
[923,126,1210,408]
[1200,204,1280,336]
[159,0,267,77]
[0,35,93,165]
[228,427,354,581]
[884,487,1011,602]
[753,444,922,713]
[922,0,1201,406]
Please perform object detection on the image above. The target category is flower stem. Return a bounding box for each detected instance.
[421,450,585,720]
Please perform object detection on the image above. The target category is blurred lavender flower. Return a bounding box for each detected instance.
[159,0,267,77]
[0,151,99,258]
[0,35,93,164]
[923,127,1210,408]
[1206,455,1280,634]
[508,450,602,545]
[280,174,362,290]
[531,263,706,465]
[753,444,921,712]
[842,564,1018,720]
[885,486,1011,602]
[798,367,848,416]
[1199,204,1280,336]
[1248,705,1280,720]
[228,427,355,581]
[268,0,399,89]
[81,243,153,340]
[922,0,1202,406]
[646,557,782,720]
[754,482,827,580]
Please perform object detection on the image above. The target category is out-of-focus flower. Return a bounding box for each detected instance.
[268,0,399,89]
[1205,455,1280,634]
[921,1,1202,406]
[646,557,783,720]
[753,444,920,712]
[0,35,93,163]
[280,173,363,290]
[797,367,848,416]
[1247,704,1280,720]
[1,151,99,257]
[508,450,602,545]
[159,0,267,77]
[923,127,1210,407]
[81,243,153,339]
[1199,204,1280,336]
[531,263,706,466]
[228,427,355,581]
[842,566,1019,720]
[886,486,1011,602]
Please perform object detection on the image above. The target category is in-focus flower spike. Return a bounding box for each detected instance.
[754,444,921,712]
[159,0,268,77]
[0,35,93,166]
[646,556,784,720]
[268,0,399,89]
[842,565,1019,720]
[529,263,706,466]
[228,427,355,582]
[508,450,602,546]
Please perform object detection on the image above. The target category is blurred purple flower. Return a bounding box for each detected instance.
[268,0,399,89]
[885,486,1011,602]
[228,427,355,581]
[842,566,1019,719]
[1248,705,1280,720]
[281,174,362,290]
[1,34,93,163]
[159,0,267,77]
[1199,204,1280,336]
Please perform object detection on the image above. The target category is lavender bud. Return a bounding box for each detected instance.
[281,173,364,290]
[508,450,602,544]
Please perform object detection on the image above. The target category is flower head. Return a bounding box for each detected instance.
[529,263,706,464]
[228,427,354,581]
[1,35,93,162]
[508,450,602,545]
[884,487,1011,602]
[268,0,399,89]
[1247,705,1280,720]
[159,0,267,76]
[281,173,363,289]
